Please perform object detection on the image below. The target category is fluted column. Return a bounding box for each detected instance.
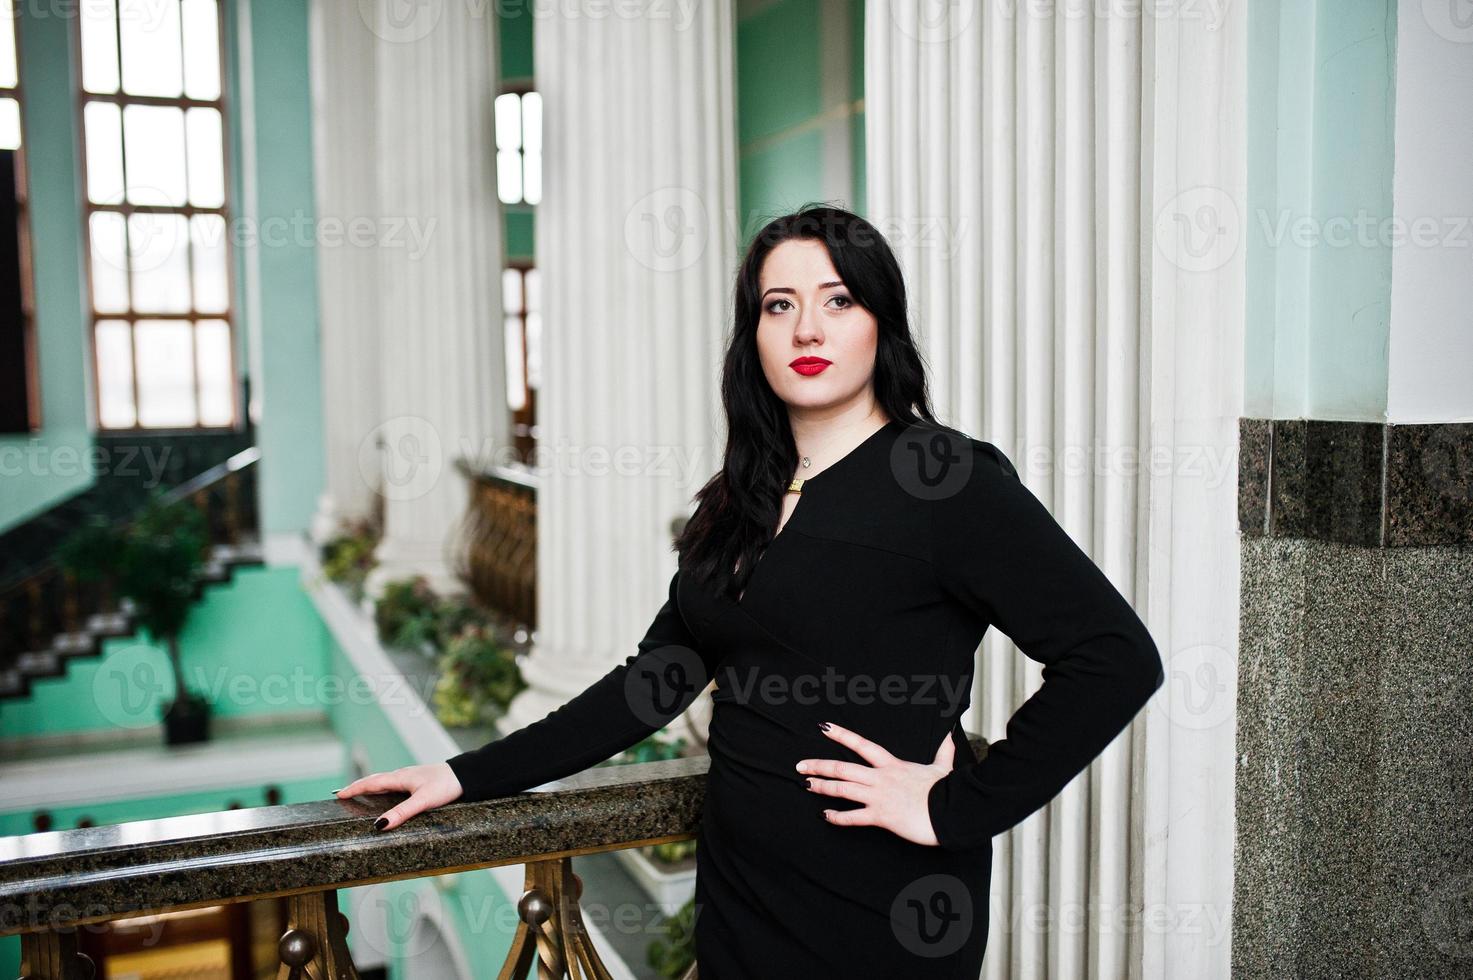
[361,0,509,598]
[869,2,1242,978]
[502,2,735,729]
[306,0,381,543]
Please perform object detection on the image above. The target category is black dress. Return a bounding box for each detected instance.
[447,419,1164,978]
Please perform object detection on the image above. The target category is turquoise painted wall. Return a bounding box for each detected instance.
[0,8,95,531]
[0,0,328,535]
[0,565,331,738]
[502,2,534,261]
[737,0,866,244]
[0,580,522,978]
[229,0,325,535]
[1245,0,1397,421]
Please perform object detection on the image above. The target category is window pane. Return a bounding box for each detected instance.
[0,98,18,151]
[505,315,526,412]
[134,319,196,426]
[494,93,520,150]
[79,0,121,94]
[522,92,541,153]
[523,150,541,205]
[190,214,228,312]
[185,107,223,207]
[0,0,17,90]
[84,101,125,204]
[525,310,541,390]
[95,320,136,428]
[501,268,522,314]
[128,212,191,312]
[524,268,540,314]
[123,104,187,205]
[119,0,183,98]
[89,212,130,313]
[180,0,221,100]
[497,148,521,204]
[195,319,231,425]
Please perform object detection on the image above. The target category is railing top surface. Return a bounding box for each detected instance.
[0,754,711,936]
[0,732,987,936]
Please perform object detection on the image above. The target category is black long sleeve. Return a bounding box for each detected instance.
[446,568,717,803]
[925,439,1164,851]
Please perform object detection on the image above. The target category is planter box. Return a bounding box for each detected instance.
[613,846,696,916]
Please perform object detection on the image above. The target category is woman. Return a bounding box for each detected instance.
[335,204,1164,976]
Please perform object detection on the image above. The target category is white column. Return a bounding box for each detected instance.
[360,0,510,598]
[502,1,736,729]
[868,1,1243,977]
[307,0,381,544]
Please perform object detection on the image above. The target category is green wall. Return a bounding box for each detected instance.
[228,0,325,535]
[0,565,331,738]
[0,0,327,536]
[737,0,866,242]
[1245,0,1398,421]
[0,7,95,531]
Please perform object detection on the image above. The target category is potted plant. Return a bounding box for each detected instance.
[646,896,697,978]
[319,517,380,601]
[431,622,525,728]
[60,496,213,745]
[373,576,440,654]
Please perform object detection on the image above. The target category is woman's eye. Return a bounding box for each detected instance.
[764,294,852,314]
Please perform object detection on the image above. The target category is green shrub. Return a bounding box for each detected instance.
[647,896,697,978]
[431,624,526,727]
[373,576,439,650]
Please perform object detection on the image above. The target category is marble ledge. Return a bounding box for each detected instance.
[0,734,991,935]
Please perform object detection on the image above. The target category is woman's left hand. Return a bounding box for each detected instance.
[798,721,955,847]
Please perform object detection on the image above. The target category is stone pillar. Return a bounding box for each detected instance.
[501,1,735,729]
[360,0,509,598]
[306,0,381,544]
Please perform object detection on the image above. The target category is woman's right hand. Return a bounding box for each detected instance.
[333,762,464,831]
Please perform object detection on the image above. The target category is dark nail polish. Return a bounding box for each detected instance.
[373,817,388,831]
[805,778,813,789]
[818,721,831,732]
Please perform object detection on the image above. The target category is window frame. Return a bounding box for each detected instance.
[72,0,241,434]
[0,6,41,433]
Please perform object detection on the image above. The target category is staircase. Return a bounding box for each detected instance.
[0,447,263,702]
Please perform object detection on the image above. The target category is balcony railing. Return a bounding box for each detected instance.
[1,732,991,979]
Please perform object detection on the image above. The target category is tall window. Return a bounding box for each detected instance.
[77,0,235,430]
[0,0,39,433]
[494,88,541,205]
[503,264,540,462]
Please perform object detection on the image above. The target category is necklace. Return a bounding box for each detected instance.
[786,455,812,494]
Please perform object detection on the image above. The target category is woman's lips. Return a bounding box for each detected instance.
[789,357,832,376]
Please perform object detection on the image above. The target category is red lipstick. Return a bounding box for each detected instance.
[789,356,832,377]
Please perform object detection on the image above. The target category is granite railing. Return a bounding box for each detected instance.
[1,734,993,979]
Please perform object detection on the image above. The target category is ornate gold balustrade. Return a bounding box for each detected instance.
[2,733,992,979]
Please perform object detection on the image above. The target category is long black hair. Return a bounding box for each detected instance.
[673,203,939,601]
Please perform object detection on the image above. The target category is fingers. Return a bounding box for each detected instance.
[820,804,873,828]
[816,721,896,767]
[373,797,422,832]
[803,776,867,801]
[796,757,878,784]
[335,769,412,799]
